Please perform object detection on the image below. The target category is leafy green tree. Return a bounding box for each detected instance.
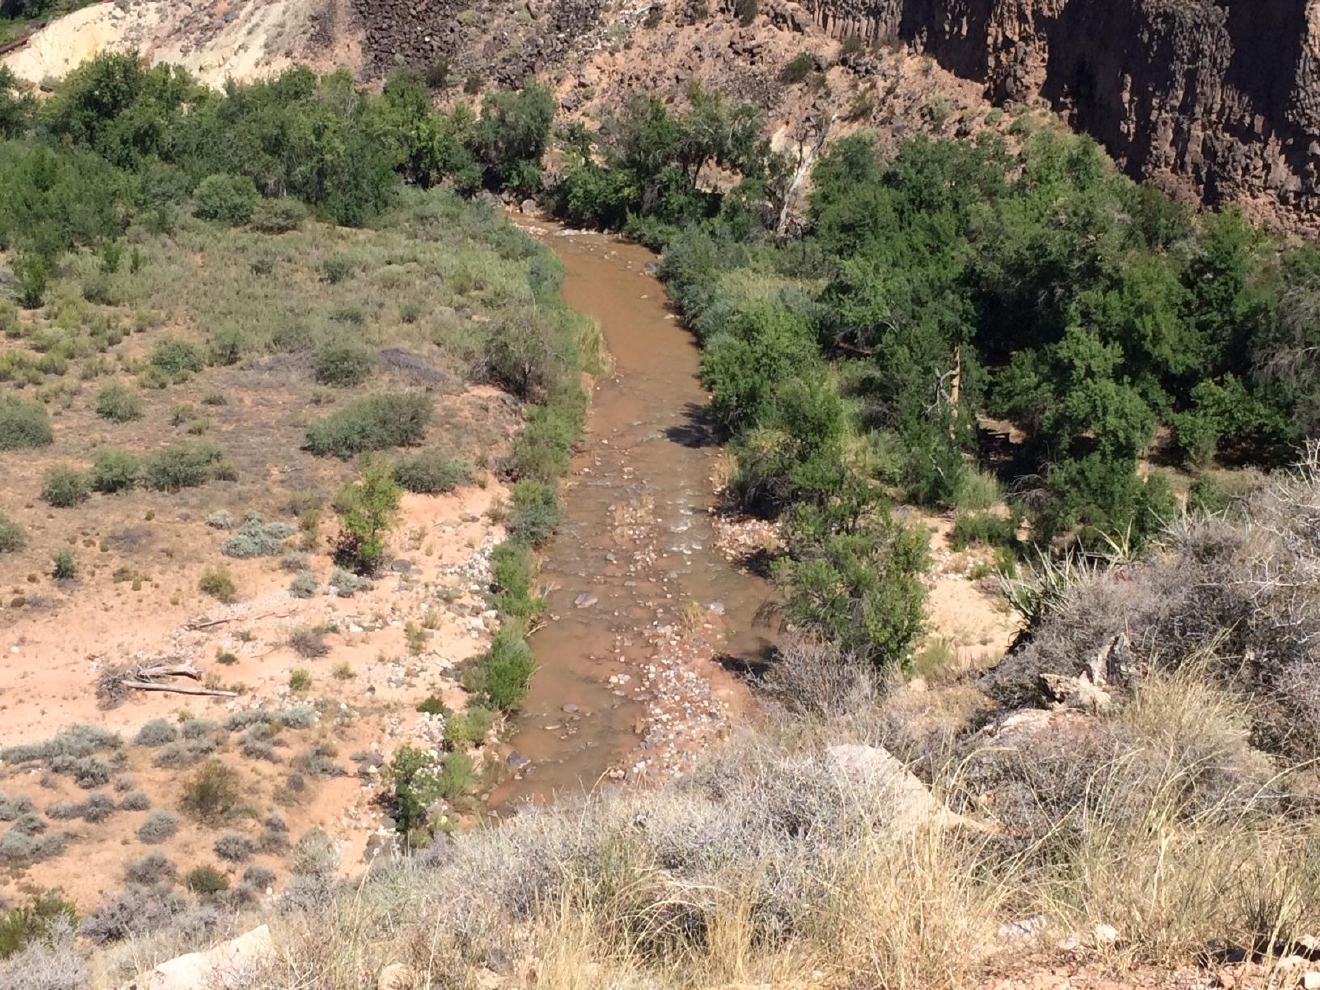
[333,459,402,574]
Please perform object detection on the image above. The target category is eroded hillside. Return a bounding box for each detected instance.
[8,0,1319,228]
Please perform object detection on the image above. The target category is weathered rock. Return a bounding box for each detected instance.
[1040,672,1113,712]
[507,750,531,768]
[379,962,419,990]
[129,925,274,990]
[824,743,984,833]
[793,0,1320,231]
[574,592,598,608]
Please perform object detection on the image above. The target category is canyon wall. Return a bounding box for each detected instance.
[802,0,1320,220]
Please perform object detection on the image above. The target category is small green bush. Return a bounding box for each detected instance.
[304,393,432,458]
[221,515,295,558]
[185,864,230,895]
[313,341,375,387]
[249,197,307,233]
[393,451,470,494]
[463,625,537,711]
[491,541,542,620]
[288,570,318,598]
[416,695,447,716]
[41,465,90,508]
[198,565,237,603]
[51,550,76,580]
[507,479,559,546]
[90,449,139,493]
[332,461,401,574]
[0,513,25,553]
[125,851,174,885]
[137,809,177,844]
[194,173,259,225]
[149,338,205,379]
[0,396,53,450]
[133,719,177,748]
[950,511,1019,551]
[179,759,240,824]
[141,443,222,491]
[214,831,255,862]
[95,383,143,423]
[319,256,355,284]
[445,705,494,746]
[288,668,312,692]
[779,52,816,84]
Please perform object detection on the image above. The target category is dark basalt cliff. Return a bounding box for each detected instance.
[802,0,1320,220]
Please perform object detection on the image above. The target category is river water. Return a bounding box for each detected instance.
[488,222,775,812]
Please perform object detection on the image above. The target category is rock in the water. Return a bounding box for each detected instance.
[574,592,598,608]
[520,198,538,214]
[562,703,579,713]
[507,751,531,769]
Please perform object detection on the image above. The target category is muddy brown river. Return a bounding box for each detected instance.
[488,223,775,812]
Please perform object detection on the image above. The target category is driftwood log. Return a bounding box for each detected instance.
[97,660,235,708]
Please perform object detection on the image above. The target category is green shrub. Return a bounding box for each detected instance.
[463,624,537,711]
[179,759,239,824]
[0,891,76,960]
[136,809,177,844]
[313,341,375,387]
[0,513,25,553]
[51,549,76,580]
[214,831,254,862]
[94,383,142,422]
[249,197,307,233]
[40,465,89,507]
[445,705,493,746]
[385,746,441,833]
[90,449,139,493]
[221,515,295,558]
[193,174,259,225]
[0,396,52,450]
[209,327,244,366]
[949,511,1019,551]
[482,313,574,401]
[319,255,355,284]
[779,52,816,84]
[198,565,237,603]
[332,461,401,574]
[185,864,230,895]
[507,479,559,546]
[1188,476,1232,515]
[502,389,584,482]
[416,695,446,716]
[304,392,432,458]
[141,443,222,491]
[134,719,177,747]
[491,541,542,619]
[288,668,311,692]
[393,451,470,494]
[288,571,318,598]
[734,0,758,24]
[149,338,204,378]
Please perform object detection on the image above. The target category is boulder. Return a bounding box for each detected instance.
[1040,672,1112,712]
[379,962,420,990]
[824,744,985,833]
[128,925,274,990]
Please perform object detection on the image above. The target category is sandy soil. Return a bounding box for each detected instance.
[4,0,361,87]
[0,475,508,907]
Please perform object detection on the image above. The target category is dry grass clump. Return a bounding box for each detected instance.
[987,446,1320,759]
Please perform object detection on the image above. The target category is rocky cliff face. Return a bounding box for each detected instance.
[798,0,1320,222]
